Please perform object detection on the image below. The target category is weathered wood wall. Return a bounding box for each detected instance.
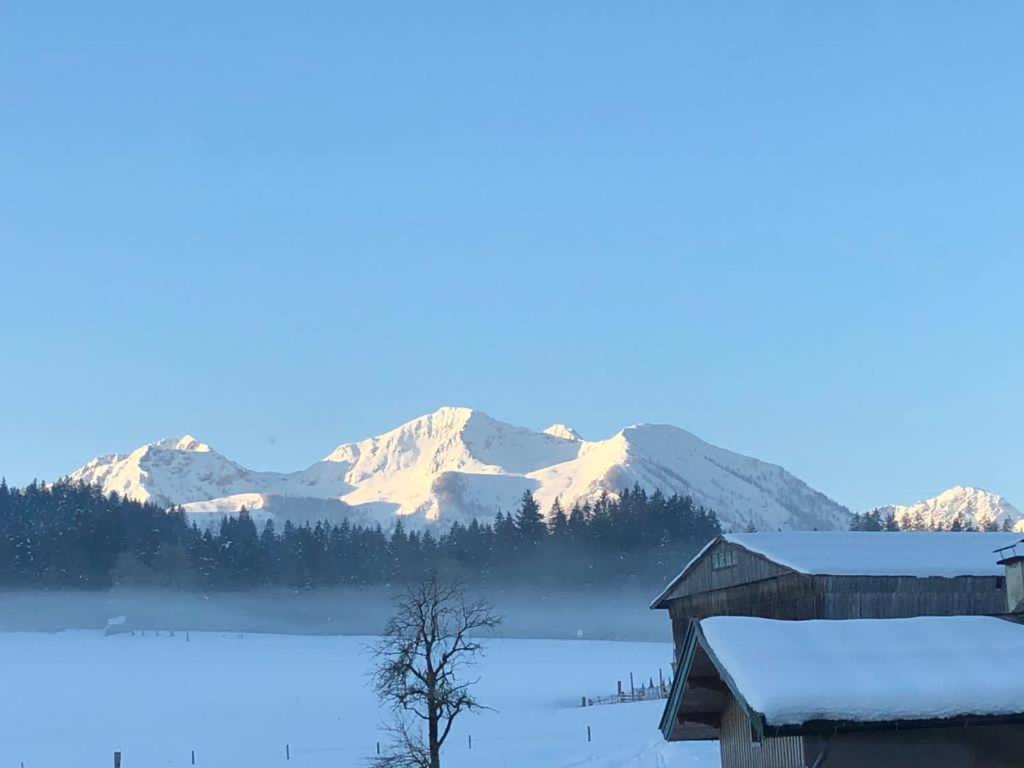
[669,572,1005,626]
[820,574,1006,618]
[719,699,805,768]
[663,541,794,600]
[670,572,823,627]
[664,539,1007,631]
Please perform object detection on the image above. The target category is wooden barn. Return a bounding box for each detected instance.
[651,531,1020,659]
[662,614,1024,768]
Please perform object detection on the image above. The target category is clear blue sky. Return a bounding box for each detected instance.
[2,2,1022,511]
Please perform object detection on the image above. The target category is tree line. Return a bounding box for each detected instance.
[0,479,721,590]
[849,507,1017,532]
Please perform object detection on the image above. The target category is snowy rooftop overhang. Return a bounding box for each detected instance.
[663,615,1024,739]
[651,531,1023,609]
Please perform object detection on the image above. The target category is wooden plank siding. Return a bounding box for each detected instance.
[664,541,796,600]
[820,574,1006,617]
[659,536,1021,761]
[664,539,1007,629]
[720,699,805,768]
[669,571,1005,626]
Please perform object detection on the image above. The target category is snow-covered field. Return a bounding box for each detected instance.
[0,631,717,768]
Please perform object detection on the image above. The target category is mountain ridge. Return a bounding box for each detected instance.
[874,485,1022,532]
[66,406,856,531]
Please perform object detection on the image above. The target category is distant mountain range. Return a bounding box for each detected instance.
[63,407,1021,533]
[64,407,852,531]
[875,485,1022,531]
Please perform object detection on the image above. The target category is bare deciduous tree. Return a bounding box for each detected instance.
[372,574,500,768]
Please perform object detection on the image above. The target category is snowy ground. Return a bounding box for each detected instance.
[0,631,717,768]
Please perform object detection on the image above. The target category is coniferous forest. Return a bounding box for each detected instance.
[848,507,1016,532]
[0,480,722,590]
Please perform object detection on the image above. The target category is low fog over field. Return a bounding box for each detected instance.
[0,585,670,641]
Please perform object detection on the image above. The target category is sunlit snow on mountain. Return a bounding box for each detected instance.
[66,407,853,531]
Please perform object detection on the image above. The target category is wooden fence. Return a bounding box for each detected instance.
[581,669,671,707]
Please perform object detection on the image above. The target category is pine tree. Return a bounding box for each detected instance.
[514,491,546,544]
[547,498,569,538]
[493,511,518,561]
[567,502,589,542]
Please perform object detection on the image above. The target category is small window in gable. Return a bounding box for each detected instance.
[712,547,737,570]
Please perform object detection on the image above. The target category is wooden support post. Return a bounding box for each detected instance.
[629,672,635,699]
[468,734,472,750]
[376,742,381,756]
[587,725,592,743]
[285,744,290,761]
[191,750,195,766]
[114,752,121,768]
[581,695,587,707]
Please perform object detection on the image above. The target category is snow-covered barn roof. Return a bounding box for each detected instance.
[698,615,1024,727]
[651,531,1022,608]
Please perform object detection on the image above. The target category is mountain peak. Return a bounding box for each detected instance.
[543,423,582,441]
[878,485,1021,531]
[938,484,995,499]
[151,435,212,453]
[431,405,478,420]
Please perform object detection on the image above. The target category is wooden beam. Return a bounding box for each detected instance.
[687,675,728,693]
[679,711,723,727]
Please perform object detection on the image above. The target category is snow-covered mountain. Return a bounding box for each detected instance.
[875,486,1023,531]
[65,407,851,531]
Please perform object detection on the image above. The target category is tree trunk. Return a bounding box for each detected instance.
[428,701,441,768]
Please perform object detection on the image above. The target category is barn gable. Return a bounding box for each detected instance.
[651,536,796,608]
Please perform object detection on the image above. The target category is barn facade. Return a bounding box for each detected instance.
[651,532,1017,659]
[663,614,1024,768]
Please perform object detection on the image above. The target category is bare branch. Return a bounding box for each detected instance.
[371,574,501,768]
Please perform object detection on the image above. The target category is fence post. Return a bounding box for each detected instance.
[587,725,592,743]
[114,752,121,768]
[468,734,472,750]
[286,744,290,761]
[191,750,196,766]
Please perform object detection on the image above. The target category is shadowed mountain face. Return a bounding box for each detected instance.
[66,406,852,531]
